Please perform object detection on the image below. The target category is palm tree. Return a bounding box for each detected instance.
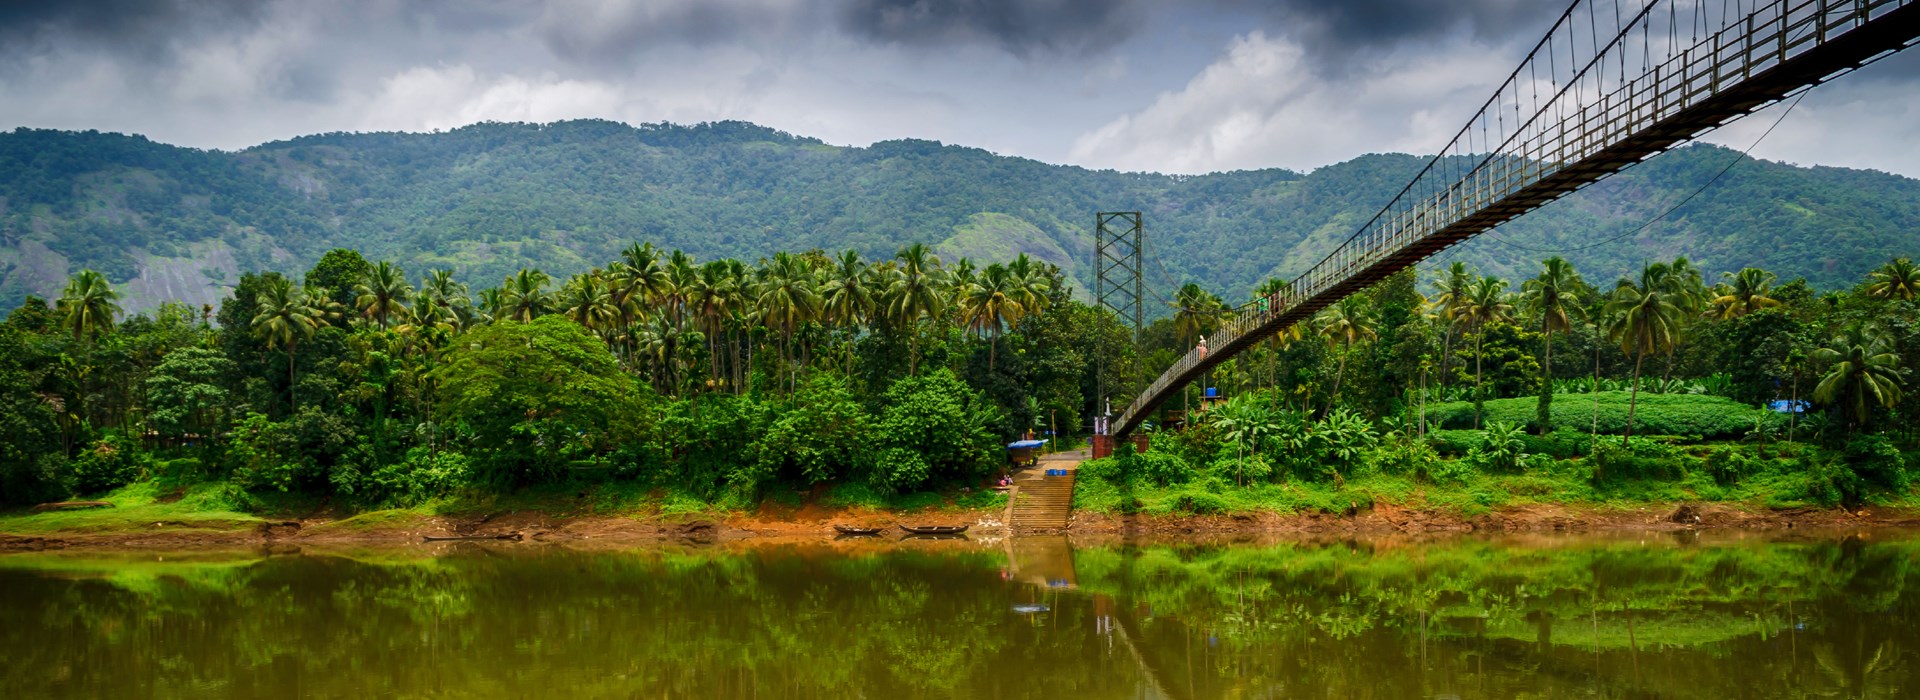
[559,272,618,335]
[251,277,322,411]
[501,268,552,321]
[1812,323,1903,428]
[947,258,978,309]
[419,269,474,329]
[55,269,121,341]
[1252,277,1293,390]
[1460,275,1514,428]
[884,243,946,375]
[353,261,415,328]
[1430,262,1477,386]
[1709,267,1780,319]
[1521,257,1583,432]
[757,252,821,392]
[1007,253,1052,315]
[1314,296,1376,412]
[819,250,874,331]
[664,250,699,323]
[688,260,742,387]
[1607,264,1687,443]
[1865,257,1920,301]
[961,263,1026,370]
[1173,283,1225,348]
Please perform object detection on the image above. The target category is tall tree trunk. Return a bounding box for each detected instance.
[1624,349,1645,445]
[1536,318,1554,434]
[287,339,298,414]
[1592,326,1602,441]
[1473,328,1486,430]
[1325,345,1348,416]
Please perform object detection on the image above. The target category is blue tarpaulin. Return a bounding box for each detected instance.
[1769,400,1810,414]
[1007,439,1049,449]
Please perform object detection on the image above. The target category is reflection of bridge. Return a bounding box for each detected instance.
[1113,0,1920,437]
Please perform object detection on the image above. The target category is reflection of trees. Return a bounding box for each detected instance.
[4,537,1919,698]
[0,547,1149,698]
[1072,537,1920,698]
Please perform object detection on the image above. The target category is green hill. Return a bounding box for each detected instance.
[3,119,1917,312]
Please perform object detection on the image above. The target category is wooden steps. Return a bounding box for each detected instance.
[1009,470,1076,531]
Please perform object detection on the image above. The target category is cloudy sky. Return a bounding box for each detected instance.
[2,0,1916,176]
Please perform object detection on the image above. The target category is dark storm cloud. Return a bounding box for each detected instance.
[836,0,1145,56]
[0,0,268,60]
[1215,0,1564,65]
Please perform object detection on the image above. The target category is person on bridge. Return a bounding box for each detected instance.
[1197,335,1208,360]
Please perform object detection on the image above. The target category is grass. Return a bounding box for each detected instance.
[1072,438,1920,518]
[2,474,1014,537]
[0,480,262,535]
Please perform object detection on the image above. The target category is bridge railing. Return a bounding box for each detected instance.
[1115,0,1918,436]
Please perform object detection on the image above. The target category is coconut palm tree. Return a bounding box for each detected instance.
[251,277,323,412]
[1865,257,1920,301]
[419,268,474,330]
[961,263,1026,370]
[559,272,618,335]
[619,242,673,303]
[885,243,946,375]
[758,252,820,392]
[1521,257,1584,432]
[1708,267,1781,319]
[1007,253,1052,315]
[1252,277,1294,390]
[353,261,414,329]
[1315,296,1376,412]
[1812,323,1903,428]
[1173,283,1224,348]
[1460,275,1514,428]
[1607,263,1687,443]
[55,269,121,342]
[501,268,552,321]
[1430,262,1477,386]
[688,260,742,387]
[819,250,873,332]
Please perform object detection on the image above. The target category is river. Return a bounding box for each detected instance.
[2,532,1913,698]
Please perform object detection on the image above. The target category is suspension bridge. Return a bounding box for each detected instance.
[1105,0,1920,439]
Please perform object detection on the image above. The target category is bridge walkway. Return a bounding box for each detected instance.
[1007,448,1084,532]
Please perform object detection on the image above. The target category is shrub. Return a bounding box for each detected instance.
[1841,434,1907,491]
[356,448,473,507]
[1133,450,1193,487]
[61,435,146,495]
[1428,391,1779,438]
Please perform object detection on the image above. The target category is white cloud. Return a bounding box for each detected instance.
[1066,31,1511,173]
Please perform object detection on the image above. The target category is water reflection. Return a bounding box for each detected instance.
[1,533,1915,698]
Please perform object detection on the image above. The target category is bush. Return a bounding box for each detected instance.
[1428,391,1779,438]
[61,436,146,495]
[352,448,473,507]
[1841,434,1907,491]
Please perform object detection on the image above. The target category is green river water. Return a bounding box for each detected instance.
[3,532,1915,698]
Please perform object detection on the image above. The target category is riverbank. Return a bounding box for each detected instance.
[5,493,1915,551]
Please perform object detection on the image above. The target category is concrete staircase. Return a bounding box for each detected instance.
[1009,457,1079,531]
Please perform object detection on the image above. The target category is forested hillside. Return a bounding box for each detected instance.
[3,119,1917,313]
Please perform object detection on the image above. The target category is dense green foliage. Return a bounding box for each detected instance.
[4,121,1918,314]
[0,241,1131,510]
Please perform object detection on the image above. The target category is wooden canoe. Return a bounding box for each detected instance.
[898,525,969,535]
[421,533,523,542]
[832,525,884,536]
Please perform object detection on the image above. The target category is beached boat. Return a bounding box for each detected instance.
[898,525,969,535]
[833,525,884,536]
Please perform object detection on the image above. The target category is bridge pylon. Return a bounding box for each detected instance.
[1092,212,1143,444]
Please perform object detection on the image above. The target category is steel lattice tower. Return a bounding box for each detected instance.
[1093,212,1143,331]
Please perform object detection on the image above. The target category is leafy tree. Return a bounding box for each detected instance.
[0,325,62,504]
[145,346,236,444]
[305,248,372,314]
[748,374,870,488]
[868,369,1000,492]
[434,316,636,486]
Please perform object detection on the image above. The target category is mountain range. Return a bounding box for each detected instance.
[3,119,1917,314]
